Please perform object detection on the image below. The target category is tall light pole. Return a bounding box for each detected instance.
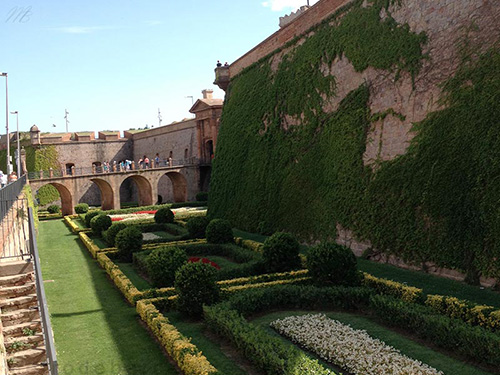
[0,73,10,174]
[10,111,20,176]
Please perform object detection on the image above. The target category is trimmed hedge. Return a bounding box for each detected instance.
[115,226,143,261]
[206,219,233,244]
[47,204,60,214]
[262,232,301,273]
[84,211,101,228]
[186,216,209,239]
[307,242,360,286]
[175,262,220,317]
[90,214,112,236]
[370,294,500,367]
[196,192,208,202]
[362,272,424,303]
[74,203,89,214]
[154,207,174,224]
[147,247,188,287]
[137,299,217,375]
[104,223,127,247]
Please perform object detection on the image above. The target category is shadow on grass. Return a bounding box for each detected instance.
[40,220,178,375]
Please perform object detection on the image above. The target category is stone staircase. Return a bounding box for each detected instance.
[0,261,48,375]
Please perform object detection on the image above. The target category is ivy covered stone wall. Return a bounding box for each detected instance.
[209,0,500,283]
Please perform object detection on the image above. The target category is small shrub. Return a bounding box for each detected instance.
[115,226,143,261]
[74,203,89,214]
[196,191,208,201]
[307,242,360,286]
[146,247,188,287]
[262,232,301,272]
[85,211,101,228]
[175,262,220,317]
[186,216,209,238]
[90,214,112,236]
[206,219,233,244]
[154,207,174,224]
[47,205,60,214]
[105,223,127,247]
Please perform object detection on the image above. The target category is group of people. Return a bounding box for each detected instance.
[95,153,172,174]
[0,171,18,188]
[216,60,229,67]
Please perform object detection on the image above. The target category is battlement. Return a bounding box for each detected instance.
[279,6,310,28]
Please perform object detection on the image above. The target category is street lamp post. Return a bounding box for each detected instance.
[0,73,10,174]
[10,111,20,176]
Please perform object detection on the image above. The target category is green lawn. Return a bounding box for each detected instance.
[204,256,238,269]
[116,262,153,290]
[252,310,493,375]
[38,219,178,375]
[234,229,500,308]
[164,311,249,375]
[87,234,109,249]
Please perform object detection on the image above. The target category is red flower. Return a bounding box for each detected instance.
[111,217,123,221]
[188,257,220,270]
[134,210,158,214]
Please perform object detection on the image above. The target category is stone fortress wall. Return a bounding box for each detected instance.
[26,89,222,206]
[216,0,500,285]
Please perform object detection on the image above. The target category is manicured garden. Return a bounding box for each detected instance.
[38,201,500,375]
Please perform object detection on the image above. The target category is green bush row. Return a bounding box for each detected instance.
[370,294,500,367]
[204,303,336,375]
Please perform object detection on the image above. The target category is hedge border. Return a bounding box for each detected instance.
[136,298,217,375]
[64,215,88,234]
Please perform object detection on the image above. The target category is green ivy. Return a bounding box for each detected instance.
[210,0,500,283]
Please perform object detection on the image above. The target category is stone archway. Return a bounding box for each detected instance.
[91,178,115,210]
[46,183,73,216]
[119,175,153,207]
[157,172,187,203]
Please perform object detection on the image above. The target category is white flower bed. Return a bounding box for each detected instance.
[109,213,155,222]
[270,314,443,375]
[142,232,161,241]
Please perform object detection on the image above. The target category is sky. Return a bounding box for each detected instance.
[0,0,318,135]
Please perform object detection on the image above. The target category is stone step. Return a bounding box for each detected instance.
[2,308,40,327]
[7,347,46,368]
[0,273,34,287]
[0,261,33,278]
[9,364,49,375]
[5,333,44,349]
[0,282,36,299]
[0,294,38,313]
[3,320,41,339]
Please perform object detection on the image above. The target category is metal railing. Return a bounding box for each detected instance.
[0,174,27,222]
[27,157,209,180]
[28,207,58,375]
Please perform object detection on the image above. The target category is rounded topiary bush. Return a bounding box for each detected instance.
[262,232,301,272]
[85,211,101,228]
[175,262,220,317]
[47,205,60,214]
[146,246,188,287]
[105,223,127,247]
[154,207,174,224]
[196,191,208,202]
[74,203,89,214]
[115,226,143,261]
[307,242,360,286]
[186,216,209,239]
[90,214,112,236]
[206,219,233,244]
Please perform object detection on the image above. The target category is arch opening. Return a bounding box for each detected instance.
[91,178,115,210]
[119,175,153,208]
[157,172,187,203]
[35,183,72,215]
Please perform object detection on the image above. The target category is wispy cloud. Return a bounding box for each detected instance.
[262,0,319,11]
[48,26,117,34]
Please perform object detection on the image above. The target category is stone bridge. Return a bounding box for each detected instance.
[29,165,200,215]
